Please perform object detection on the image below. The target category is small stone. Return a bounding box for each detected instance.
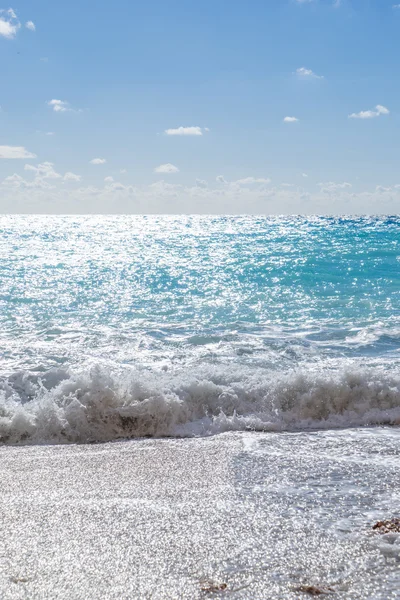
[200,581,228,593]
[372,518,400,533]
[10,576,30,584]
[295,585,334,596]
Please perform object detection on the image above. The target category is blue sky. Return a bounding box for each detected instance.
[0,0,399,213]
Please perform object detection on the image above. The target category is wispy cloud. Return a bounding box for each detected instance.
[195,179,208,188]
[90,158,107,165]
[5,162,82,188]
[349,105,389,119]
[296,67,324,79]
[284,116,299,123]
[216,175,270,187]
[318,181,352,193]
[154,163,179,174]
[47,99,81,113]
[164,126,206,136]
[25,162,61,179]
[235,177,271,185]
[106,181,127,192]
[0,145,36,159]
[3,162,61,190]
[25,20,35,31]
[2,174,25,188]
[63,172,81,182]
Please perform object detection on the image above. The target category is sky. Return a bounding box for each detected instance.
[0,0,399,214]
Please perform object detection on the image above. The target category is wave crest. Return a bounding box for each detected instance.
[1,365,400,444]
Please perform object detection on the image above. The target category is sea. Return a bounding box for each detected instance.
[0,215,399,598]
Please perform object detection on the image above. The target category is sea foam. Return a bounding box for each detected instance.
[1,364,399,444]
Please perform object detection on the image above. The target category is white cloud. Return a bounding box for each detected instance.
[47,99,81,113]
[2,174,25,188]
[195,179,208,188]
[302,173,308,178]
[0,145,36,159]
[0,19,17,38]
[284,116,299,123]
[154,163,179,174]
[215,175,270,188]
[0,8,20,39]
[376,105,390,115]
[108,182,126,191]
[296,67,324,79]
[104,176,114,182]
[318,181,352,194]
[149,180,181,195]
[349,110,376,119]
[63,172,81,182]
[47,99,70,113]
[164,126,204,136]
[25,20,35,31]
[25,162,61,179]
[90,158,107,165]
[2,172,54,191]
[120,169,127,174]
[349,105,390,119]
[235,177,271,186]
[45,132,55,136]
[3,162,66,191]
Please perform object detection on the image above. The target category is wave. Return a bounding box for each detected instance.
[1,364,400,445]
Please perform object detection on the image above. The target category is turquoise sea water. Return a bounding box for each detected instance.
[1,215,400,444]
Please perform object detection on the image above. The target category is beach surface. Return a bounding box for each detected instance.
[1,429,399,600]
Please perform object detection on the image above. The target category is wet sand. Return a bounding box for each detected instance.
[1,430,399,599]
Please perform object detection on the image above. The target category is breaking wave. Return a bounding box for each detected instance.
[1,364,400,445]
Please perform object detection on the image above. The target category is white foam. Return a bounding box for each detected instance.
[1,364,400,444]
